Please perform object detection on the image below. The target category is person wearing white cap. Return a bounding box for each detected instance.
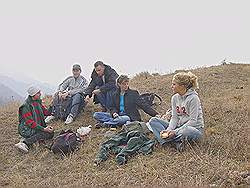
[15,86,54,153]
[45,64,88,125]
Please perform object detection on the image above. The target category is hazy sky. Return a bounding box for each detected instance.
[0,0,249,86]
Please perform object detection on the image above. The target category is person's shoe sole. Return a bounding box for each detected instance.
[15,144,29,153]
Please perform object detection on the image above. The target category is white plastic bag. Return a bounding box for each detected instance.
[77,125,92,136]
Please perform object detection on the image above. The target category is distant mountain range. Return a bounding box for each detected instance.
[0,83,24,105]
[0,75,56,106]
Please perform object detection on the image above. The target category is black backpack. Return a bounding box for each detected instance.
[51,94,72,121]
[50,130,79,155]
[139,93,162,106]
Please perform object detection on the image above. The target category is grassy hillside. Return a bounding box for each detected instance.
[0,64,249,187]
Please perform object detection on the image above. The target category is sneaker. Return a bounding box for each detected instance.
[45,115,55,123]
[65,114,74,125]
[15,142,29,153]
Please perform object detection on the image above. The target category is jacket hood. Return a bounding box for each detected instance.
[181,88,198,98]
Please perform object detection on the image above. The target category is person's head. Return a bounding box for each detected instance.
[27,86,41,100]
[116,75,130,92]
[171,71,198,95]
[94,61,105,77]
[72,64,81,78]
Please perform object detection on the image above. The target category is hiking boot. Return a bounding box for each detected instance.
[65,114,74,125]
[45,115,55,123]
[15,142,29,153]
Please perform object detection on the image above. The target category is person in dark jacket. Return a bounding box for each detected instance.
[93,75,158,129]
[85,61,119,111]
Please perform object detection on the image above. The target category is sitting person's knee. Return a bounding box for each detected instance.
[178,127,203,140]
[73,93,82,99]
[149,117,159,124]
[93,112,102,119]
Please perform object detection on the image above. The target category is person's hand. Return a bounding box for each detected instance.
[155,114,162,118]
[44,126,54,133]
[160,130,175,139]
[41,98,46,105]
[61,91,69,100]
[92,89,101,95]
[85,95,90,102]
[84,95,94,104]
[58,91,63,99]
[113,113,119,118]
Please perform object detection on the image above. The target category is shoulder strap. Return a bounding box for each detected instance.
[153,93,162,105]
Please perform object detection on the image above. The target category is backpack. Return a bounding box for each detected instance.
[139,93,162,106]
[50,130,79,155]
[51,94,72,121]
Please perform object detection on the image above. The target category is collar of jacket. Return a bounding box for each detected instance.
[25,95,42,105]
[114,88,131,96]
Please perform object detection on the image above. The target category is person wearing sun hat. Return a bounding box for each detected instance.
[15,85,54,153]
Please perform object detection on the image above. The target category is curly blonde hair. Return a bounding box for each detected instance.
[173,71,199,89]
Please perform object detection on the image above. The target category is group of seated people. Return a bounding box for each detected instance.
[15,61,204,154]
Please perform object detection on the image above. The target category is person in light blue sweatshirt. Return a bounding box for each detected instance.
[148,71,204,151]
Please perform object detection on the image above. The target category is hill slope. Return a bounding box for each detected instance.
[0,63,249,187]
[0,83,23,105]
[0,75,56,97]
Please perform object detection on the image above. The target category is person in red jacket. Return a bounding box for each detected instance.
[15,86,54,153]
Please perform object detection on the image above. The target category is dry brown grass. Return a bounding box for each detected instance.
[0,64,249,187]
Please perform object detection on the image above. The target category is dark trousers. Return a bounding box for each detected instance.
[95,89,115,110]
[24,131,54,146]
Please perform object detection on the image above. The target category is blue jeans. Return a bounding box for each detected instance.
[70,93,85,118]
[95,88,115,110]
[93,112,130,126]
[149,117,203,145]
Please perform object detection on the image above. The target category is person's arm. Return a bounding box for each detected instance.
[99,69,118,93]
[58,77,70,92]
[84,72,97,97]
[69,76,89,96]
[41,104,51,116]
[109,93,119,117]
[166,96,179,131]
[21,106,45,131]
[136,91,158,117]
[173,96,200,133]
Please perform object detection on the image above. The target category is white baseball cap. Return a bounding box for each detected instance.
[27,86,40,96]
